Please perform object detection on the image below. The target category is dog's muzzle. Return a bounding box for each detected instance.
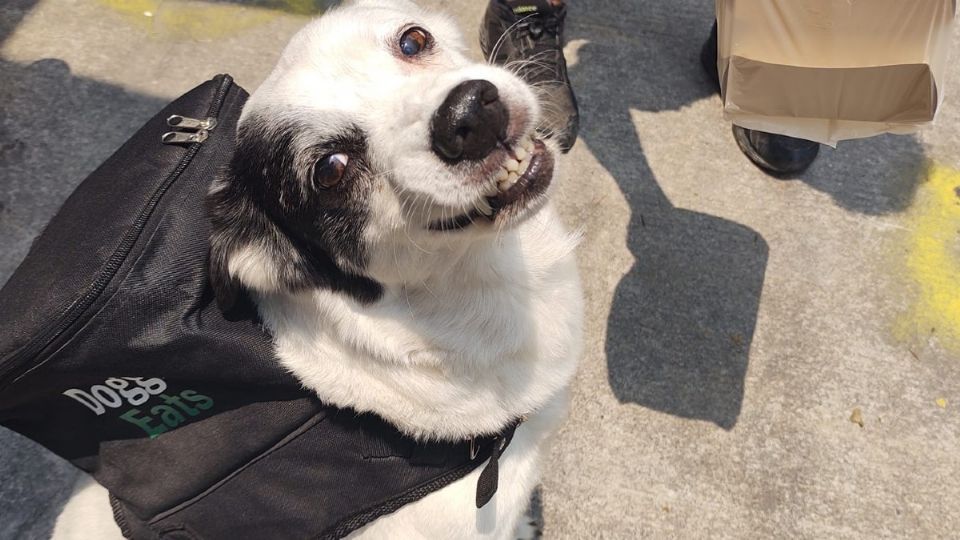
[430,79,509,163]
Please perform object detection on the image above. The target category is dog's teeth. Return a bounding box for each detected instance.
[518,158,531,176]
[496,168,509,182]
[515,146,528,161]
[522,137,533,151]
[502,172,519,189]
[505,159,520,173]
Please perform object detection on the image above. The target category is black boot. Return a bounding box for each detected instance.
[480,0,579,153]
[700,22,820,176]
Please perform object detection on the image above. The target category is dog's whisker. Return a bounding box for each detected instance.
[404,228,431,254]
[391,240,417,315]
[486,13,538,65]
[369,169,446,247]
[502,53,556,72]
[418,277,439,300]
[501,54,557,76]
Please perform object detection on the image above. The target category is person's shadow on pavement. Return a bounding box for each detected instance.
[565,0,925,430]
[566,1,767,430]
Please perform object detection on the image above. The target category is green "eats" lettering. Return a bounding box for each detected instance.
[119,390,215,438]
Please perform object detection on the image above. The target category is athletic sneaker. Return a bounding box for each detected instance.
[480,0,580,152]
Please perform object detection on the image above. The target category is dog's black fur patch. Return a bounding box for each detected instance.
[207,113,383,311]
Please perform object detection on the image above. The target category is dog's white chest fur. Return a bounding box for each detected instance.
[254,207,582,538]
[259,206,582,441]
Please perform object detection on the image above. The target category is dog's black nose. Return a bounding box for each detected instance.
[431,80,509,162]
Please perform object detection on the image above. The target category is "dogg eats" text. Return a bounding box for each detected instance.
[63,377,214,438]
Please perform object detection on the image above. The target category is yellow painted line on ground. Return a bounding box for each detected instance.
[895,164,960,352]
[96,0,326,40]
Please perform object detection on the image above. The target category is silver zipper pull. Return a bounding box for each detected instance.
[166,115,218,131]
[162,131,209,145]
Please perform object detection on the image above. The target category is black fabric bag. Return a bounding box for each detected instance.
[0,75,510,540]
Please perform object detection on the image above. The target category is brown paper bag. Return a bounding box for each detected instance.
[716,0,956,145]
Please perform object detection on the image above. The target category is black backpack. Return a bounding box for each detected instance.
[0,75,513,540]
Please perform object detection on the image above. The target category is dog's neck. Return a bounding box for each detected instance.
[254,207,583,441]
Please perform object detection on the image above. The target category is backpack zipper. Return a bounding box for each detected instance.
[0,75,234,388]
[162,114,219,145]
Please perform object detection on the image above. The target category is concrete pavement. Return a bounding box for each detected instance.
[1,0,959,538]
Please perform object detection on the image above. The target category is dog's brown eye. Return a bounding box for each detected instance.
[312,153,348,189]
[399,27,429,57]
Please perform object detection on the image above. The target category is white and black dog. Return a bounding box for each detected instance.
[53,0,582,537]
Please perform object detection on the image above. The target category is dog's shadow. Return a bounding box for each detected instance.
[565,0,924,430]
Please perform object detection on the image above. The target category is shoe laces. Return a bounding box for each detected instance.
[517,14,561,41]
[515,8,562,42]
[511,10,565,75]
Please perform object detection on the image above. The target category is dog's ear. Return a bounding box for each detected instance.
[206,178,260,315]
[206,196,248,315]
[207,113,383,310]
[207,234,242,316]
[206,172,319,314]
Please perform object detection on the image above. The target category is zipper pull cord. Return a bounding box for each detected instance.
[474,416,525,508]
[475,434,506,508]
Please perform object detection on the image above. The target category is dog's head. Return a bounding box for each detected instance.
[208,0,559,310]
